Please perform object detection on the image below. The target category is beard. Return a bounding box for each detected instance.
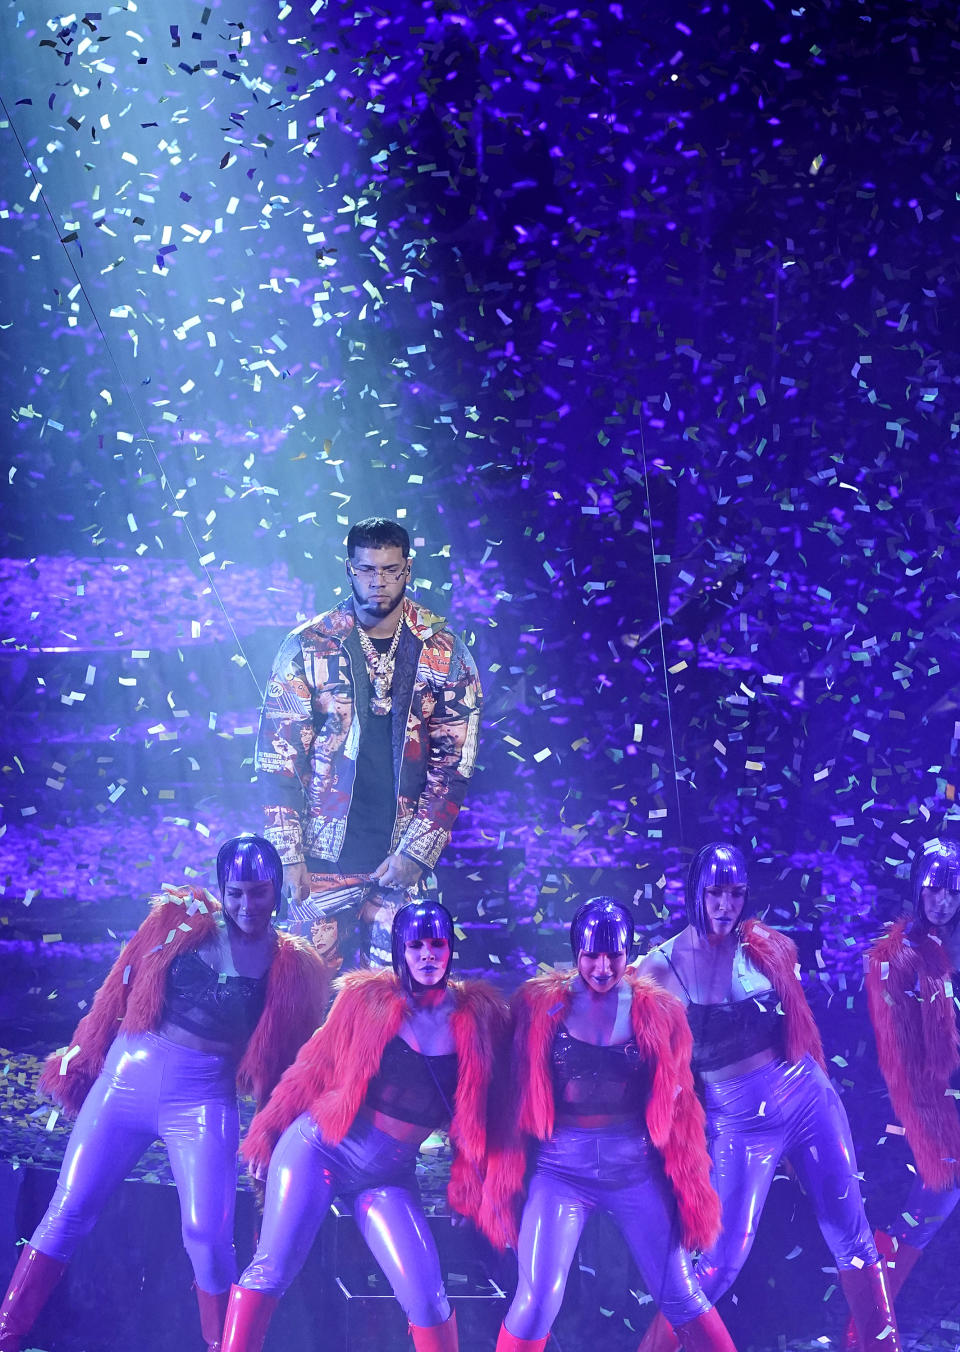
[351,580,406,617]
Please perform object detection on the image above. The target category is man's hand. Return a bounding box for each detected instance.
[283,860,312,902]
[371,852,423,891]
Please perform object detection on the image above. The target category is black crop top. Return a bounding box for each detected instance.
[660,948,783,1075]
[163,951,267,1049]
[551,1026,649,1118]
[685,990,784,1075]
[364,1037,459,1128]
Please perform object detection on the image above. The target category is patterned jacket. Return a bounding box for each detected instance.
[256,596,482,870]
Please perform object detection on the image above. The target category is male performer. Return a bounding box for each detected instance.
[256,517,482,968]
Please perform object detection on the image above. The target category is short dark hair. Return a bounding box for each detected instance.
[216,834,284,909]
[392,899,455,993]
[910,839,960,932]
[569,896,634,959]
[685,841,750,936]
[347,517,410,558]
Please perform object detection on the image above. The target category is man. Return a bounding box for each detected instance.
[255,517,482,969]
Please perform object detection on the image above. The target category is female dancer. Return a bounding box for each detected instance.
[859,840,960,1321]
[220,898,506,1352]
[482,896,738,1352]
[637,842,899,1352]
[0,834,327,1352]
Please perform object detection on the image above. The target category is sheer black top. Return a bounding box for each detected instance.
[684,990,784,1074]
[551,1026,649,1118]
[163,950,267,1048]
[661,948,783,1074]
[364,1036,459,1128]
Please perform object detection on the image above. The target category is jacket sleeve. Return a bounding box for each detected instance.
[635,981,722,1253]
[242,1024,332,1174]
[476,986,538,1250]
[398,634,483,869]
[659,1005,722,1252]
[237,937,329,1107]
[447,982,509,1229]
[866,931,960,1191]
[256,628,315,865]
[37,897,193,1116]
[242,972,404,1172]
[742,919,825,1070]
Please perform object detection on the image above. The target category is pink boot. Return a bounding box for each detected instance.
[877,1234,923,1302]
[839,1261,901,1352]
[637,1309,681,1352]
[675,1306,737,1352]
[0,1245,68,1352]
[410,1308,458,1350]
[219,1284,279,1352]
[494,1323,549,1352]
[195,1285,230,1351]
[843,1233,921,1350]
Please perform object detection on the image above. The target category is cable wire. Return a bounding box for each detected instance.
[636,415,686,844]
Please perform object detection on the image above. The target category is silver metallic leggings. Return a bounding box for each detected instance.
[504,1123,710,1339]
[695,1055,877,1300]
[239,1111,450,1328]
[32,1031,239,1292]
[891,1174,960,1250]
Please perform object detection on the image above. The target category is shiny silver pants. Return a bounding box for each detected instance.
[32,1031,239,1292]
[696,1055,876,1300]
[891,1175,960,1249]
[504,1123,710,1340]
[240,1112,450,1327]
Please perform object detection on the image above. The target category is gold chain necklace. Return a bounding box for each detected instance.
[356,616,405,716]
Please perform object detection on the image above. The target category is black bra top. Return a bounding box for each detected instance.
[684,990,784,1074]
[551,1026,649,1118]
[661,949,783,1074]
[364,1036,459,1128]
[163,950,268,1048]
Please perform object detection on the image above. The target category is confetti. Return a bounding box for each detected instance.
[3,6,960,1341]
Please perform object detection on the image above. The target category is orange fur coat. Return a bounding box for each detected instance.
[479,970,722,1253]
[39,887,328,1114]
[242,969,508,1236]
[866,919,960,1191]
[740,918,826,1070]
